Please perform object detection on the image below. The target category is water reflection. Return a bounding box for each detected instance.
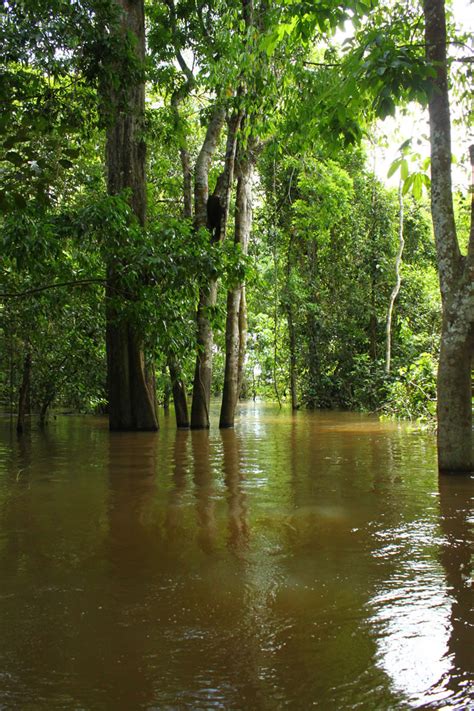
[437,476,474,707]
[191,430,217,554]
[0,409,472,709]
[165,428,190,543]
[221,429,249,555]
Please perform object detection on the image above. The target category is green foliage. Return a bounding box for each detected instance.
[383,353,437,423]
[1,0,468,427]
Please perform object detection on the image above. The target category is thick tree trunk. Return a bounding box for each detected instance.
[16,350,31,434]
[424,0,473,472]
[437,329,473,471]
[191,111,241,428]
[105,0,157,431]
[220,153,253,427]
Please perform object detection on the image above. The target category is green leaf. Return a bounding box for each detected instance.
[402,174,413,195]
[387,158,401,178]
[412,173,422,200]
[400,159,409,181]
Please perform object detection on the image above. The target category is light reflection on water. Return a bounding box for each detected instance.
[0,403,472,710]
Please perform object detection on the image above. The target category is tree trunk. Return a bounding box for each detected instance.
[191,110,241,428]
[237,285,248,395]
[306,238,319,408]
[169,357,189,428]
[146,362,158,417]
[424,0,473,472]
[220,152,253,427]
[105,0,158,431]
[16,350,31,434]
[385,181,405,374]
[288,306,298,410]
[163,381,171,414]
[285,232,298,410]
[39,394,54,429]
[437,330,473,472]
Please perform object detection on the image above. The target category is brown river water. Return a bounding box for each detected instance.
[0,402,472,710]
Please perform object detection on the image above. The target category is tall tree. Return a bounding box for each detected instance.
[424,0,473,472]
[104,0,158,431]
[220,145,254,427]
[190,109,242,428]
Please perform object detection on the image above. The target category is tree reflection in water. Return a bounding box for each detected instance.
[438,475,474,707]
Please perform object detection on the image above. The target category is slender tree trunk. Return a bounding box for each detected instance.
[306,238,319,408]
[237,285,248,394]
[17,350,31,434]
[191,110,242,428]
[424,0,473,472]
[285,233,298,410]
[288,307,298,410]
[163,377,171,414]
[105,0,157,431]
[385,181,405,374]
[220,152,253,427]
[39,393,54,429]
[180,147,193,220]
[169,357,189,428]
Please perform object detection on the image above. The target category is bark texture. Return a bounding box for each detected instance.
[424,0,473,472]
[191,110,242,429]
[105,0,158,431]
[220,152,253,427]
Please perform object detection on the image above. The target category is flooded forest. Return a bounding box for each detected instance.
[1,0,473,708]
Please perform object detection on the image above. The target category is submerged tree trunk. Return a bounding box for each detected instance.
[385,182,405,374]
[105,0,157,431]
[169,357,189,428]
[191,110,242,429]
[220,152,253,427]
[424,0,473,472]
[16,350,31,434]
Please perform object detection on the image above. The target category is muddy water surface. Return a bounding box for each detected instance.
[0,403,472,709]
